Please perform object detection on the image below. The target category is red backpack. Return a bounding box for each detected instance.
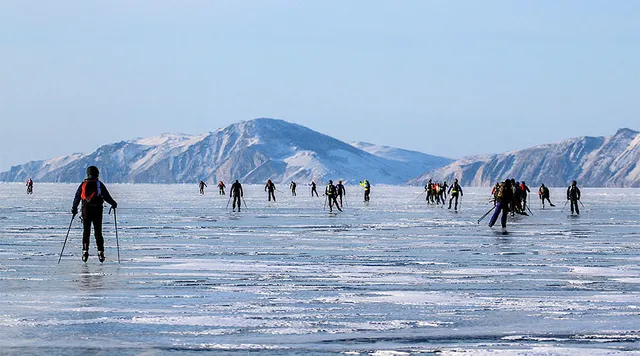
[81,179,101,202]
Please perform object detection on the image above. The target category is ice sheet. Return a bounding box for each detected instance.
[0,184,639,354]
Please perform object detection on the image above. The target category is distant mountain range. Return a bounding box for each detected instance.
[409,128,639,187]
[1,120,637,187]
[0,118,451,184]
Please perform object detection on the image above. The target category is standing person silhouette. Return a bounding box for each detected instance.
[230,180,243,212]
[567,180,581,215]
[71,166,117,263]
[359,179,371,202]
[336,180,346,208]
[265,179,276,202]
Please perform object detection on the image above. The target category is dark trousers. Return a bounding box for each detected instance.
[364,189,370,202]
[232,196,242,210]
[311,188,318,197]
[219,188,225,195]
[448,194,459,210]
[267,191,276,201]
[338,194,343,207]
[82,206,104,251]
[489,202,509,228]
[570,199,580,214]
[328,195,342,212]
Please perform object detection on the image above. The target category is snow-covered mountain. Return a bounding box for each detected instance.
[351,142,453,179]
[0,118,452,185]
[408,128,640,187]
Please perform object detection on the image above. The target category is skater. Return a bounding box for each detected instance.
[359,179,371,202]
[441,181,448,200]
[538,183,554,208]
[425,179,433,203]
[199,180,207,195]
[434,183,442,204]
[71,166,117,263]
[447,179,463,210]
[290,181,297,196]
[265,179,276,202]
[218,181,226,195]
[336,180,346,208]
[566,180,581,215]
[26,178,33,194]
[491,182,500,205]
[489,179,513,233]
[230,180,243,212]
[325,180,342,212]
[310,181,319,197]
[437,182,445,205]
[520,181,531,210]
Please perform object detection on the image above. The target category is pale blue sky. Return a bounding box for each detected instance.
[1,1,638,171]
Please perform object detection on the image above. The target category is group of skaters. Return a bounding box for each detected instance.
[487,178,582,232]
[18,166,588,262]
[196,178,370,213]
[423,179,463,210]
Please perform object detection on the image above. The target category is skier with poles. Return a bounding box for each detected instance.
[336,180,346,208]
[290,181,297,196]
[520,181,531,211]
[71,166,117,263]
[230,180,243,212]
[488,179,513,233]
[199,180,207,195]
[218,181,226,195]
[265,179,277,202]
[566,180,581,215]
[425,179,433,203]
[310,181,319,197]
[325,180,343,213]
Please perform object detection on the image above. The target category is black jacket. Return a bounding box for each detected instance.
[567,185,581,200]
[231,182,243,197]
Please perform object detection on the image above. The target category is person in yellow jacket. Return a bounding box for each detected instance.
[359,179,371,202]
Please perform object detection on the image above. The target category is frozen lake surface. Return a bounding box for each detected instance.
[1,183,639,355]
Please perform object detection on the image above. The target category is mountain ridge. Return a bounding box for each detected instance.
[0,118,451,185]
[408,128,639,187]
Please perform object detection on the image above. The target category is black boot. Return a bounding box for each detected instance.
[98,251,105,263]
[82,250,88,262]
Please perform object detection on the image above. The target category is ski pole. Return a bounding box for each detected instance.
[477,206,495,224]
[526,203,534,216]
[58,214,76,264]
[226,194,232,209]
[109,208,121,263]
[242,197,248,210]
[323,194,327,210]
[410,191,425,203]
[560,200,569,212]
